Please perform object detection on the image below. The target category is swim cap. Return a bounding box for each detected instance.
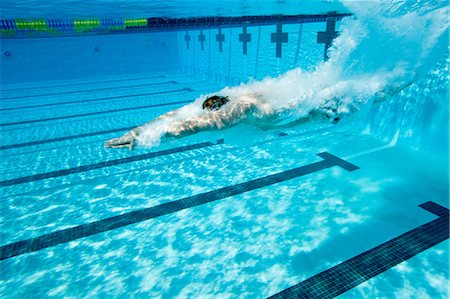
[202,95,229,111]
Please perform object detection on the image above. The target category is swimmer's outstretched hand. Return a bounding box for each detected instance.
[104,138,135,150]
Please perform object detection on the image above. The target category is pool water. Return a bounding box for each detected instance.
[0,70,448,298]
[1,1,449,298]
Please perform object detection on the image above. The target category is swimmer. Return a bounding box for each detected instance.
[105,94,270,150]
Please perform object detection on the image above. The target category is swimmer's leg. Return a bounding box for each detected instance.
[373,80,414,103]
[104,110,180,150]
[105,129,139,150]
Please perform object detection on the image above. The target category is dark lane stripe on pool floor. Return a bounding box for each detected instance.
[0,87,192,113]
[0,139,224,187]
[0,99,194,150]
[0,81,178,101]
[0,126,136,150]
[0,124,329,152]
[0,94,193,127]
[0,75,166,93]
[268,201,450,299]
[0,152,358,260]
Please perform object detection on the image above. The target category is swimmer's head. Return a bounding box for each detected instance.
[202,95,229,111]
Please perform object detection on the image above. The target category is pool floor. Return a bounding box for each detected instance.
[0,72,448,298]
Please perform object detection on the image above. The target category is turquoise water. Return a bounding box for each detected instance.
[1,1,449,298]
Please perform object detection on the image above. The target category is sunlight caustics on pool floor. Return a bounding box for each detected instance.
[270,202,449,298]
[0,72,448,298]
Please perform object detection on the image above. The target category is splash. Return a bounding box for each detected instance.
[137,1,448,148]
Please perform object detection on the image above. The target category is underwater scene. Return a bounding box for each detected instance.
[0,0,449,298]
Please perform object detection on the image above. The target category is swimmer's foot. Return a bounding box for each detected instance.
[105,138,135,150]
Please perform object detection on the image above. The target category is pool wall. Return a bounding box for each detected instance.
[1,32,179,83]
[353,57,449,159]
[177,22,330,84]
[1,14,342,84]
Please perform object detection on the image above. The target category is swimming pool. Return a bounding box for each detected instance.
[1,1,449,298]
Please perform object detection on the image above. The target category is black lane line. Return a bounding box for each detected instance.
[0,93,193,127]
[0,87,192,112]
[0,99,192,150]
[0,152,358,260]
[0,126,340,200]
[0,126,135,150]
[268,201,450,299]
[0,139,224,188]
[0,81,178,101]
[0,75,166,92]
[0,123,330,153]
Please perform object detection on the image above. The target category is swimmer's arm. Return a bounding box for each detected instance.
[105,107,185,149]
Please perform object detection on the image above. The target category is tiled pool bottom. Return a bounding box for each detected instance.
[0,72,448,298]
